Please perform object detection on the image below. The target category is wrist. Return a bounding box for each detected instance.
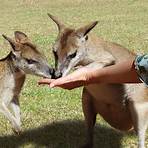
[82,68,94,85]
[85,68,103,85]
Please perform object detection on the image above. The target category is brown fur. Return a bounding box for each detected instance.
[48,14,148,148]
[0,31,53,134]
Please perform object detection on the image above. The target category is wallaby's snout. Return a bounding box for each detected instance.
[54,70,62,79]
[49,67,56,79]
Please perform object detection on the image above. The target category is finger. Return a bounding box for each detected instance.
[50,82,73,90]
[38,78,55,85]
[49,80,64,88]
[49,76,72,88]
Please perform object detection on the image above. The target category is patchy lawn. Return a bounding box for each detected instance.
[0,0,147,147]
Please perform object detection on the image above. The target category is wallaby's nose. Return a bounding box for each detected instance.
[49,68,55,78]
[54,70,62,79]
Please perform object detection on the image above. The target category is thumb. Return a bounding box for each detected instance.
[49,77,69,88]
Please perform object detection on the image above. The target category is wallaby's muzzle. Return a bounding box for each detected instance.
[51,69,62,79]
[49,68,56,79]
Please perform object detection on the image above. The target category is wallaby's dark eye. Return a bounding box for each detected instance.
[68,51,77,59]
[26,58,37,64]
[85,35,88,41]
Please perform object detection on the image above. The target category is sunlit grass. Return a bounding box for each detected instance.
[0,0,148,147]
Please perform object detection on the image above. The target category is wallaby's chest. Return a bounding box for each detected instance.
[0,71,15,104]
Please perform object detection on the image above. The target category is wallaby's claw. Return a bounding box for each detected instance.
[12,128,22,135]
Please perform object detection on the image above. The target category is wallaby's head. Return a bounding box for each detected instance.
[2,31,54,78]
[48,13,98,77]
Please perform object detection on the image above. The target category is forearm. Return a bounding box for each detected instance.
[38,57,142,90]
[86,59,141,84]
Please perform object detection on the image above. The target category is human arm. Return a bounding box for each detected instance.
[38,58,141,90]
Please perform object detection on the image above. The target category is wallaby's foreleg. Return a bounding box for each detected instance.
[138,125,147,148]
[10,96,21,129]
[9,74,25,132]
[130,102,148,148]
[0,102,21,133]
[136,104,148,148]
[82,88,96,148]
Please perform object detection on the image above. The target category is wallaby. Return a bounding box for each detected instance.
[0,31,54,134]
[48,14,148,148]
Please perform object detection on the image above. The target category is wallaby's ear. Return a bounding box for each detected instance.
[76,21,98,37]
[14,31,28,43]
[2,34,17,51]
[47,13,65,32]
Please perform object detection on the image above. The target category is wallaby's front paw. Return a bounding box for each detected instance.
[12,127,22,135]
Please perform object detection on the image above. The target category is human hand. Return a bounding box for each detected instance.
[38,67,90,90]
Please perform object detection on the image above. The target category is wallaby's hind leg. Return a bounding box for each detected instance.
[0,102,21,133]
[130,102,148,148]
[82,88,96,148]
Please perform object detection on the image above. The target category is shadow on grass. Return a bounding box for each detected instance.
[0,120,126,148]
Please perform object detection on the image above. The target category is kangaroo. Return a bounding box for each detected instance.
[48,14,148,148]
[0,31,54,134]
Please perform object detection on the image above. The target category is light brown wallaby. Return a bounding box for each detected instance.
[48,13,148,148]
[0,31,54,134]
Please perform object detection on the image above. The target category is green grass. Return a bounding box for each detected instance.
[0,0,148,147]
